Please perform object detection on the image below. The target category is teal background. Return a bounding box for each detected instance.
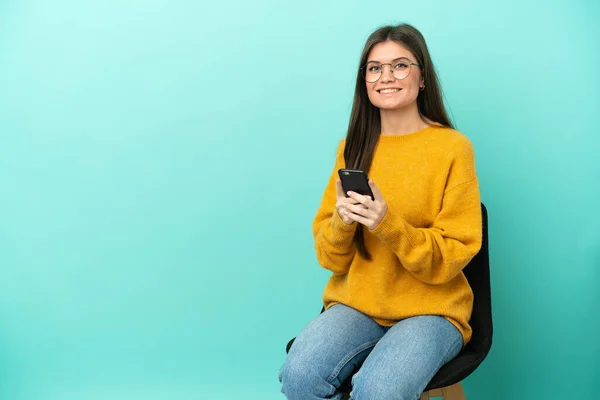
[1,0,599,398]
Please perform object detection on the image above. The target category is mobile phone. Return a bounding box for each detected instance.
[338,169,374,199]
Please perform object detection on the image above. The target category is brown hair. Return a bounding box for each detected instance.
[345,23,454,259]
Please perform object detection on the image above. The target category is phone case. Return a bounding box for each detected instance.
[338,169,374,199]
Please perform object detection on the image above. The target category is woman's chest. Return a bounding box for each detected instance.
[367,151,450,226]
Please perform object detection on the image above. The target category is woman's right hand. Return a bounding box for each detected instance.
[335,179,366,225]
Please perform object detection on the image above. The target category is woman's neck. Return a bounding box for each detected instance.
[380,104,429,136]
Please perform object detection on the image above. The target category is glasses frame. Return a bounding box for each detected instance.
[360,57,422,83]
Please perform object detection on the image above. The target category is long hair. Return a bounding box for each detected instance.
[345,23,454,260]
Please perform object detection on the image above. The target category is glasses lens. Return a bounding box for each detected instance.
[363,62,381,83]
[392,59,411,80]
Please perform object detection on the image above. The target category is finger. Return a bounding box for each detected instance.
[343,197,365,207]
[337,199,361,212]
[347,212,371,227]
[338,195,362,206]
[340,209,354,224]
[347,191,375,208]
[336,207,348,222]
[347,203,373,218]
[368,180,382,201]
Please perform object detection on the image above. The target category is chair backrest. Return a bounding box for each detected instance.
[461,203,492,356]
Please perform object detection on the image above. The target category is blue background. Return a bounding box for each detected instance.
[1,0,599,398]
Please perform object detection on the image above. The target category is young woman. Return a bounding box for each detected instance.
[279,23,483,400]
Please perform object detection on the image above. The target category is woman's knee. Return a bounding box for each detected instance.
[350,368,422,400]
[279,352,337,399]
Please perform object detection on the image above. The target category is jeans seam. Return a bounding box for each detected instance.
[326,338,380,385]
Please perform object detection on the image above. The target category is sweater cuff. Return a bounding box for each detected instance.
[332,208,358,233]
[369,207,420,246]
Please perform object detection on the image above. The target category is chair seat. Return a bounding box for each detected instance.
[424,351,482,391]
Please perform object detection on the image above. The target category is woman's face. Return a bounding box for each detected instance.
[364,41,424,111]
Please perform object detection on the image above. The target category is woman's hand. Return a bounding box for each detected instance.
[344,180,387,230]
[335,179,365,225]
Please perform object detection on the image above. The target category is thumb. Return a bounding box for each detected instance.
[335,179,345,199]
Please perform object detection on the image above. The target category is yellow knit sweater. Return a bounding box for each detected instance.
[312,125,483,345]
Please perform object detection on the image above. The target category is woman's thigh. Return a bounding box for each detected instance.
[349,315,463,400]
[279,304,386,398]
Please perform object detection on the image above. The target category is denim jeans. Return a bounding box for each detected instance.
[278,304,463,400]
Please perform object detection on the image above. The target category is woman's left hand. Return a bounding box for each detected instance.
[344,180,388,230]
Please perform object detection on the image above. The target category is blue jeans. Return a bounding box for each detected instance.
[278,304,463,400]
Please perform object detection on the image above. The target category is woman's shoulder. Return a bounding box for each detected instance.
[429,124,474,152]
[335,138,347,155]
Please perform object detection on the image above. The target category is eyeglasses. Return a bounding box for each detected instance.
[360,57,422,83]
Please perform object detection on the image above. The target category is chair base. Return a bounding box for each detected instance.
[420,382,466,400]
